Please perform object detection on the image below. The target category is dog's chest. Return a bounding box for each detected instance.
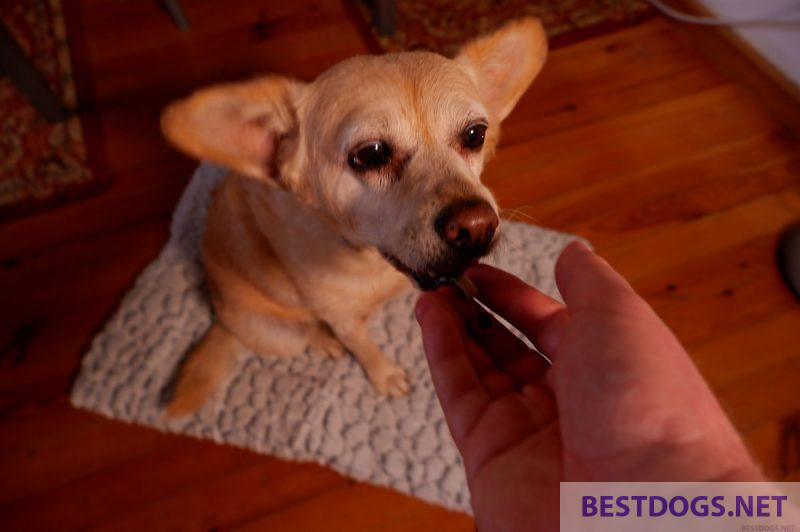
[282,235,411,314]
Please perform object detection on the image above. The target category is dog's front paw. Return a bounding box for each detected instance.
[368,361,410,397]
[310,327,348,359]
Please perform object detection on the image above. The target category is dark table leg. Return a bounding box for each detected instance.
[374,0,397,36]
[0,19,67,123]
[163,0,190,32]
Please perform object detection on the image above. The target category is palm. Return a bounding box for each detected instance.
[460,379,563,532]
[416,244,762,532]
[417,289,563,530]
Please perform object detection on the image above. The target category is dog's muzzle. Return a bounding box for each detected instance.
[381,198,500,291]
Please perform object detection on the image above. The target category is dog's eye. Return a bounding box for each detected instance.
[348,141,391,173]
[461,123,487,151]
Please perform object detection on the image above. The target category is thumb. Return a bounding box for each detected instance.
[555,241,640,313]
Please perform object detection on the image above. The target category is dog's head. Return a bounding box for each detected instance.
[162,18,547,289]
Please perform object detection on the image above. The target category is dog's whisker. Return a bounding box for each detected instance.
[500,206,542,226]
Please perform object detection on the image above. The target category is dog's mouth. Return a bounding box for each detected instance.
[380,251,478,291]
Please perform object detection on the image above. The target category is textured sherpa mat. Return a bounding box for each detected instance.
[70,163,584,514]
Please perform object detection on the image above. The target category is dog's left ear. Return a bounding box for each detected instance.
[161,76,305,180]
[456,17,547,123]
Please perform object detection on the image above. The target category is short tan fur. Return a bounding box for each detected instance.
[160,18,548,417]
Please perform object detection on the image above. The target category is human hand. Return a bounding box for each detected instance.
[415,241,762,532]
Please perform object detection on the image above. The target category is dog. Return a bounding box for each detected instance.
[160,17,548,416]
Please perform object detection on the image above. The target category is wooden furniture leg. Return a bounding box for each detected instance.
[374,0,396,36]
[163,0,190,32]
[0,19,67,123]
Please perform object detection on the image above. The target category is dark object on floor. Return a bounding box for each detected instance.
[777,222,800,300]
[163,0,189,32]
[373,0,397,36]
[0,20,67,122]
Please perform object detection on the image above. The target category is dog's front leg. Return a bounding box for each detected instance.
[330,319,410,397]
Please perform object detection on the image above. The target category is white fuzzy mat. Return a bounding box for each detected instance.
[70,163,582,514]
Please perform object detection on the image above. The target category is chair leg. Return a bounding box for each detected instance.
[374,0,397,37]
[0,20,67,123]
[163,0,190,32]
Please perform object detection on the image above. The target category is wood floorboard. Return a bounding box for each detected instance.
[693,312,800,390]
[520,132,798,242]
[603,189,800,282]
[1,2,799,530]
[487,85,780,204]
[89,459,350,531]
[0,414,168,502]
[744,415,800,481]
[231,483,473,532]
[719,357,800,434]
[636,231,795,343]
[500,22,730,144]
[2,444,344,531]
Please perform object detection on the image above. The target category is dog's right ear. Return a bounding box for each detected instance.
[161,77,305,180]
[456,17,547,124]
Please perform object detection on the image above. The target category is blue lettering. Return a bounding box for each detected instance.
[669,496,688,516]
[773,495,787,517]
[711,496,726,517]
[736,496,753,517]
[583,496,598,517]
[600,495,613,517]
[650,496,668,517]
[757,495,770,517]
[690,496,709,517]
[616,496,630,517]
[632,495,647,517]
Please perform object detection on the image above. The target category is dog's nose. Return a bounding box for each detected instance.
[435,199,499,255]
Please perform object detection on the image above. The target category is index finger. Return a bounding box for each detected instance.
[465,264,569,357]
[415,292,491,448]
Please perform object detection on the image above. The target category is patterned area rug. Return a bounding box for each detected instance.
[356,0,654,55]
[0,0,96,221]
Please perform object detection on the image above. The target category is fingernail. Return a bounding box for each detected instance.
[566,240,590,254]
[475,309,493,330]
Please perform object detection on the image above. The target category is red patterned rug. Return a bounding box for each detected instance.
[353,0,654,55]
[0,0,99,221]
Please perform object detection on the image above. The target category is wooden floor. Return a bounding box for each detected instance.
[1,1,799,530]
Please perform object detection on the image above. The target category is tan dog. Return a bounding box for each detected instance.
[160,18,547,416]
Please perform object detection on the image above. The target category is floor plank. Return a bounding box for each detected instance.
[634,228,797,345]
[0,414,167,502]
[233,483,473,532]
[90,459,349,532]
[3,443,344,531]
[693,312,800,391]
[519,131,797,244]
